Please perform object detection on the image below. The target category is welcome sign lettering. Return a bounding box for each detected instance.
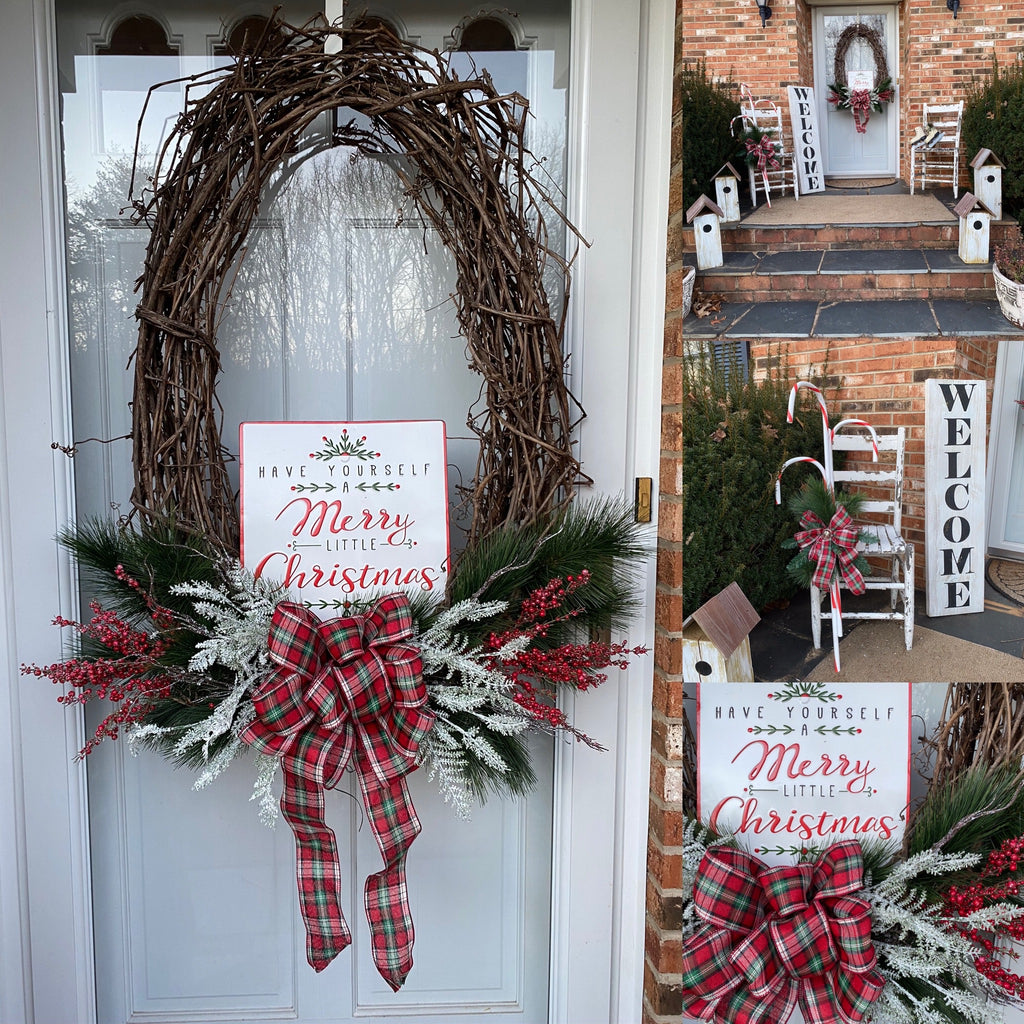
[697,682,911,865]
[240,420,449,607]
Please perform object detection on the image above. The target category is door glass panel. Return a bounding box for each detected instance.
[56,3,568,1021]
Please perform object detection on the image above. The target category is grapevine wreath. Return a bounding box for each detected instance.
[827,23,895,134]
[681,684,1024,1024]
[27,16,648,990]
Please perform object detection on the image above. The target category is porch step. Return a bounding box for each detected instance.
[690,248,994,304]
[683,296,1022,339]
[682,218,1019,252]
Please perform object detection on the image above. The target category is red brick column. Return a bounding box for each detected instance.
[643,1,683,1020]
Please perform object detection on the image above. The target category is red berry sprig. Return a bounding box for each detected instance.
[21,598,176,758]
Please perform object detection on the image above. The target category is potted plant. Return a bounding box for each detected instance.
[683,264,696,318]
[993,236,1024,328]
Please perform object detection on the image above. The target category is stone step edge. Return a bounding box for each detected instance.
[683,222,1017,252]
[683,304,1020,340]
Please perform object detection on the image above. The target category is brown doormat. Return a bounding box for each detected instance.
[743,193,954,226]
[988,557,1024,607]
[826,177,898,188]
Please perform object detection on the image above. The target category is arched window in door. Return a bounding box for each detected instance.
[213,15,284,58]
[95,13,178,56]
[456,15,516,52]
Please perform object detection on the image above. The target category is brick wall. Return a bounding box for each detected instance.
[642,0,683,1021]
[899,0,1024,189]
[685,0,1024,189]
[749,334,1000,585]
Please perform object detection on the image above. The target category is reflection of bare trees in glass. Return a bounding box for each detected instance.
[823,15,886,80]
[223,146,462,379]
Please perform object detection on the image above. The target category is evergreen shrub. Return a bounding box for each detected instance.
[682,60,741,213]
[963,58,1024,227]
[682,346,833,616]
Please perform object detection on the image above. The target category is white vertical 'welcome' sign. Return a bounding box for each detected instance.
[787,86,826,194]
[925,379,986,617]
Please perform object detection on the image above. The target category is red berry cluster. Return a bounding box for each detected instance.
[483,572,646,735]
[942,835,1024,994]
[113,563,175,628]
[21,598,175,758]
[486,571,592,651]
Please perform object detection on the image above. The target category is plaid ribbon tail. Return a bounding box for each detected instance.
[360,769,422,991]
[279,758,353,971]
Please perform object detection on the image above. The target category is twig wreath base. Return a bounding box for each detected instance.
[127,16,586,551]
[827,23,894,133]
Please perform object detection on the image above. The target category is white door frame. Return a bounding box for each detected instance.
[0,1,672,1021]
[811,3,900,179]
[986,341,1024,561]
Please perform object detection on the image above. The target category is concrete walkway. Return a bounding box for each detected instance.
[750,579,1024,683]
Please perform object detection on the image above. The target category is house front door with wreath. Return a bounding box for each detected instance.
[29,1,665,1022]
[813,5,899,179]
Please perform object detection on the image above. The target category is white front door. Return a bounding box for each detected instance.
[813,5,899,179]
[0,1,671,1022]
[65,3,552,1022]
[988,341,1024,560]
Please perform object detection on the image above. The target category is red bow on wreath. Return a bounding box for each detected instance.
[240,595,434,991]
[794,506,865,595]
[681,842,886,1024]
[849,89,873,134]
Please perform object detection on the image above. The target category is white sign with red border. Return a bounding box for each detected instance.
[697,682,911,866]
[240,420,449,608]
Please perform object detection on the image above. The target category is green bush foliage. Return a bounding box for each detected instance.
[683,347,834,616]
[682,60,741,213]
[963,57,1024,227]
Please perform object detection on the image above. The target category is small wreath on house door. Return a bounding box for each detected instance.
[827,23,895,134]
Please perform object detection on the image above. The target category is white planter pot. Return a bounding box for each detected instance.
[682,264,696,318]
[994,262,1024,328]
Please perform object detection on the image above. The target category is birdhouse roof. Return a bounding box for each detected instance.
[953,191,993,218]
[969,148,1006,170]
[686,194,725,223]
[713,162,741,180]
[682,581,760,657]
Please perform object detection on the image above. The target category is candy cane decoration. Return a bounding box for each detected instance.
[832,418,880,462]
[788,382,834,488]
[731,113,775,207]
[775,455,845,670]
[775,456,828,506]
[782,385,876,672]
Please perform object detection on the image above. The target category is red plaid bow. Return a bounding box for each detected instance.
[849,89,873,133]
[681,842,885,1024]
[240,595,434,990]
[745,135,781,174]
[794,506,865,595]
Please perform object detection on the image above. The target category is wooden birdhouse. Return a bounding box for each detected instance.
[970,149,1005,221]
[713,162,742,222]
[685,194,725,270]
[682,582,761,682]
[954,192,993,264]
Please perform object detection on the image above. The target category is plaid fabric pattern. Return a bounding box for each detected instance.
[794,506,866,595]
[681,841,885,1024]
[240,596,434,991]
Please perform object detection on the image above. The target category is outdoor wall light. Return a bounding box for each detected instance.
[756,1,772,28]
[947,0,960,18]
